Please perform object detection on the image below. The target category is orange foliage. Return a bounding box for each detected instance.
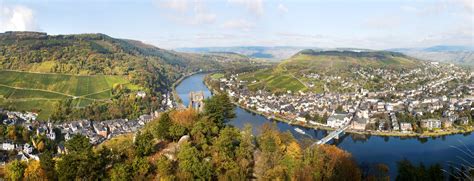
[169,108,198,128]
[317,144,361,181]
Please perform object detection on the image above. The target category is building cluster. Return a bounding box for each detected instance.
[216,62,474,134]
[0,108,160,164]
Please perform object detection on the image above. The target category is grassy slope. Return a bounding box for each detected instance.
[239,50,420,93]
[0,70,140,120]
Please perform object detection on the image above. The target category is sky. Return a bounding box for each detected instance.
[0,0,473,49]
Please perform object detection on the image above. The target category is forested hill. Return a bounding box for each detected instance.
[0,31,220,92]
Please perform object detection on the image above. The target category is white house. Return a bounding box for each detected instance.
[327,113,350,128]
[136,91,146,98]
[23,143,33,154]
[1,143,15,151]
[400,123,413,133]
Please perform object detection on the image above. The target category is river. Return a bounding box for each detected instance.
[175,73,473,178]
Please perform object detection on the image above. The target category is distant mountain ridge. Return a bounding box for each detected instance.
[390,45,474,66]
[176,46,310,61]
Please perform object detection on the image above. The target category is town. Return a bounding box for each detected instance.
[0,91,175,165]
[210,62,474,136]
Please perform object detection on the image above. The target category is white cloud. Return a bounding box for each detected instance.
[400,5,417,13]
[228,0,264,17]
[192,12,216,25]
[155,0,216,25]
[457,0,473,13]
[363,16,401,30]
[277,3,288,14]
[158,0,189,13]
[221,19,254,31]
[0,5,38,32]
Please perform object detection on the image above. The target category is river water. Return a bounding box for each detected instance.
[176,73,473,178]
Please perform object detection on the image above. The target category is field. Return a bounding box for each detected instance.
[240,69,306,93]
[210,73,225,80]
[0,70,140,120]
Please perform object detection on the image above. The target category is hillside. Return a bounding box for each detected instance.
[391,45,474,66]
[0,32,221,88]
[238,49,422,93]
[0,31,229,120]
[284,49,420,71]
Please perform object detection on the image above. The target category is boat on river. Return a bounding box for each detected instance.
[294,128,306,135]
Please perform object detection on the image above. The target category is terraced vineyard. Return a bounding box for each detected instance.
[0,70,140,120]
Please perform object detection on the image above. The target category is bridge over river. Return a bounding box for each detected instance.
[311,123,351,147]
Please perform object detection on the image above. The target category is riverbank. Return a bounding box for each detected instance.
[171,71,212,106]
[204,74,474,138]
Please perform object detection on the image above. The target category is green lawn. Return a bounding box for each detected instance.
[0,99,58,120]
[0,70,141,120]
[210,73,225,79]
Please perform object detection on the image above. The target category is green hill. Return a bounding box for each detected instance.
[239,50,421,93]
[0,31,231,121]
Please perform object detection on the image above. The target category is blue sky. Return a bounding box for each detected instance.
[0,0,473,49]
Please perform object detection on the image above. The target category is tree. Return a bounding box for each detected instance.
[235,124,254,180]
[20,128,30,143]
[134,131,154,157]
[39,151,56,180]
[168,124,187,141]
[64,134,92,153]
[396,159,417,181]
[5,160,26,181]
[212,127,241,178]
[109,163,132,181]
[7,125,18,142]
[156,156,174,179]
[131,157,151,179]
[153,112,172,140]
[363,163,390,181]
[170,108,198,128]
[37,141,45,152]
[23,160,47,180]
[177,142,213,180]
[56,134,105,180]
[204,93,235,127]
[396,159,444,181]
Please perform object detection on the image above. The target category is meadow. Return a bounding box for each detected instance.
[0,70,139,120]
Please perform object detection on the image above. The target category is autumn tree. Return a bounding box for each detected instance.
[131,157,151,180]
[235,124,255,179]
[156,156,174,180]
[23,160,47,180]
[256,123,296,179]
[170,108,198,129]
[5,160,26,181]
[109,163,132,181]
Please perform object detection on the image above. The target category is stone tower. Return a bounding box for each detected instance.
[189,91,205,112]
